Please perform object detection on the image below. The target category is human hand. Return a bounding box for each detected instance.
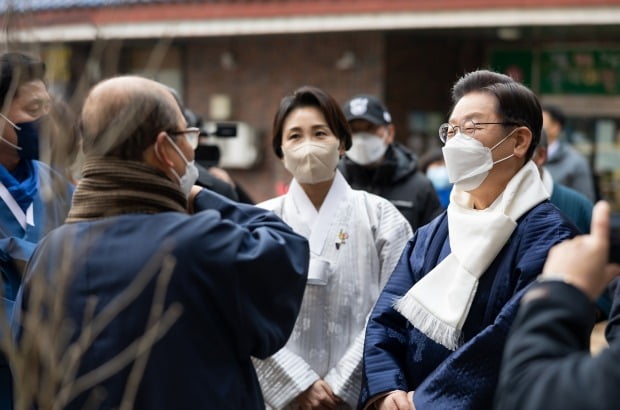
[296,379,342,409]
[542,201,620,300]
[374,390,415,410]
[187,185,203,213]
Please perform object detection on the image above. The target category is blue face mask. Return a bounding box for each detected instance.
[15,118,42,160]
[426,165,451,190]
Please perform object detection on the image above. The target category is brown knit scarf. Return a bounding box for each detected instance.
[66,158,187,222]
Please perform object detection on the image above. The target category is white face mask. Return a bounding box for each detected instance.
[346,132,388,165]
[282,139,340,184]
[441,129,516,192]
[166,136,200,198]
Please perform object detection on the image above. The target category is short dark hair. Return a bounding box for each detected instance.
[542,104,566,129]
[451,69,542,161]
[0,52,46,110]
[272,86,352,158]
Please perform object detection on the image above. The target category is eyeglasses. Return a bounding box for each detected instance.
[169,127,200,150]
[438,120,518,144]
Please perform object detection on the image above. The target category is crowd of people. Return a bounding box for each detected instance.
[0,50,615,410]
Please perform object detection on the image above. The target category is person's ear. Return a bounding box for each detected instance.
[512,127,532,159]
[153,131,175,167]
[384,124,395,145]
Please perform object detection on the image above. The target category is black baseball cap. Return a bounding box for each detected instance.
[343,95,392,125]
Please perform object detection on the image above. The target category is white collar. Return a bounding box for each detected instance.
[287,171,350,255]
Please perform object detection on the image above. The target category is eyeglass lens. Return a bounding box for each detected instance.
[438,120,480,143]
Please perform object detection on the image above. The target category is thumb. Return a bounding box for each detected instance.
[590,201,611,244]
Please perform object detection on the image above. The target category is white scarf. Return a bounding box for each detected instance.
[394,161,549,350]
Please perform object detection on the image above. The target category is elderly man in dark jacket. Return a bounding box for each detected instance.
[13,76,308,410]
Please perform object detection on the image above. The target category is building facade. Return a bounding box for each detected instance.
[3,0,620,205]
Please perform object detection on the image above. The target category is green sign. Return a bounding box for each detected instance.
[489,49,533,88]
[540,49,620,95]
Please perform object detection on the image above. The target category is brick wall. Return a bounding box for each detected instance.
[385,32,486,154]
[62,31,490,203]
[184,31,385,202]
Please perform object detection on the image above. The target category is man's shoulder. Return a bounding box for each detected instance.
[518,200,579,237]
[521,200,567,221]
[552,183,592,208]
[51,213,203,250]
[559,142,589,165]
[417,210,447,234]
[550,183,593,232]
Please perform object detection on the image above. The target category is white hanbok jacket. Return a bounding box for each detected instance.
[254,171,412,409]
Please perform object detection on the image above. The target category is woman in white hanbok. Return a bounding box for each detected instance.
[253,86,412,409]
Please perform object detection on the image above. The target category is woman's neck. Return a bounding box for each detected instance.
[299,178,334,210]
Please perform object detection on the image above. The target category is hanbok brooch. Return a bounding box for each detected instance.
[335,229,349,250]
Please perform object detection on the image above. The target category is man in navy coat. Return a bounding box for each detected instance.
[359,70,578,410]
[14,76,309,409]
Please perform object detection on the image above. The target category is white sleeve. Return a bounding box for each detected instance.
[375,199,413,288]
[325,197,413,407]
[253,347,320,409]
[324,328,366,407]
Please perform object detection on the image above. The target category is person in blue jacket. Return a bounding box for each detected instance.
[14,76,309,410]
[358,70,579,410]
[0,52,73,410]
[533,129,593,234]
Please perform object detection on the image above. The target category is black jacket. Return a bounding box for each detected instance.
[338,143,441,230]
[496,280,618,410]
[196,163,239,201]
